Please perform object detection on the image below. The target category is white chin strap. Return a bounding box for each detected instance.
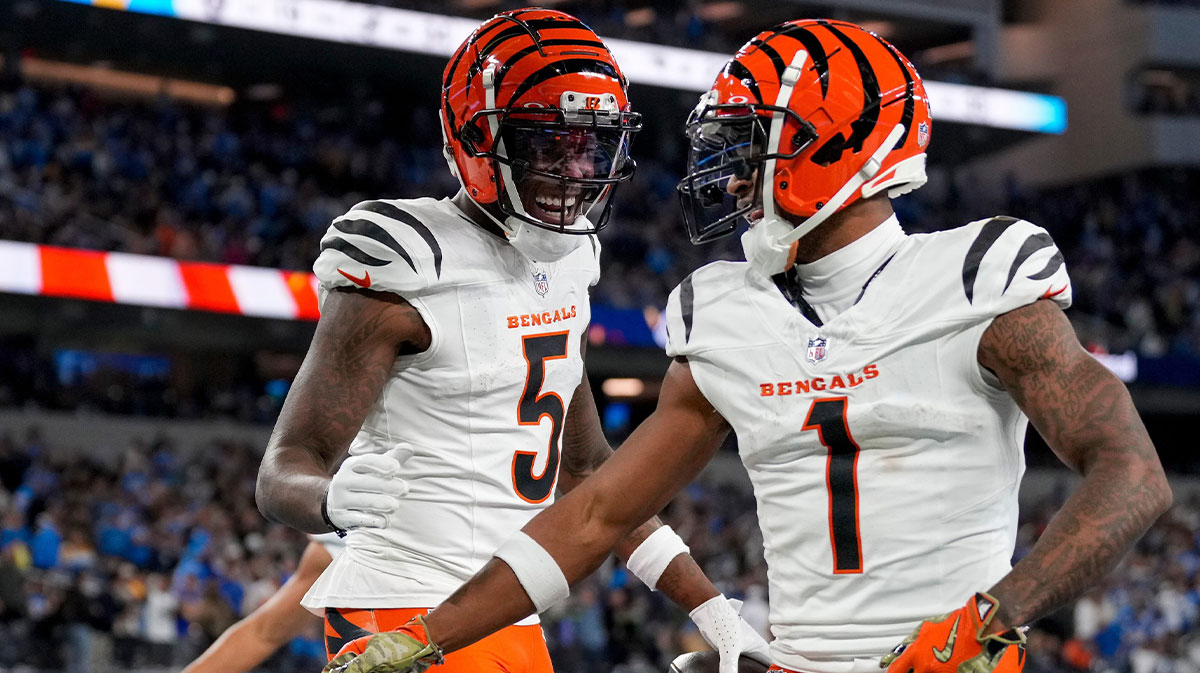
[740,49,907,277]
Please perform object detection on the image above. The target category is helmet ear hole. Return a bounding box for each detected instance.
[461,122,487,154]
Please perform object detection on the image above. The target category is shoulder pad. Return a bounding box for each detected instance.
[313,199,445,301]
[664,261,745,358]
[958,216,1072,315]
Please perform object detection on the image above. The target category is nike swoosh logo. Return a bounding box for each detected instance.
[338,268,371,288]
[933,616,960,663]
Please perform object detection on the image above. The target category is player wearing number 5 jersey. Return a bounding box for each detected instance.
[333,18,1173,673]
[255,9,769,673]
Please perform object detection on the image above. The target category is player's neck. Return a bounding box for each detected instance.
[451,190,509,241]
[790,196,896,264]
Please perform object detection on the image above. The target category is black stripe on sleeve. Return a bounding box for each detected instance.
[962,216,1019,303]
[1004,232,1054,293]
[680,273,696,345]
[352,202,444,278]
[1026,250,1065,281]
[333,218,416,272]
[319,237,391,267]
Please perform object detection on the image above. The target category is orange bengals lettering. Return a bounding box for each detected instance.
[506,305,578,329]
[759,364,880,397]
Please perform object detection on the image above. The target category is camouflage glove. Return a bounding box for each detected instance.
[880,593,1026,673]
[323,616,444,673]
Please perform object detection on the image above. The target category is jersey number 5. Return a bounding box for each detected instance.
[803,396,864,574]
[513,331,569,503]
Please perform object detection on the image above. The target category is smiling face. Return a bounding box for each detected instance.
[502,124,626,228]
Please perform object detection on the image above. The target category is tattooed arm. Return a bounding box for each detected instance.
[256,287,431,533]
[559,368,721,612]
[978,299,1172,632]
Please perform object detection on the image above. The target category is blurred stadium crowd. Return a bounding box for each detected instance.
[0,79,1197,362]
[0,3,1197,670]
[0,428,1196,673]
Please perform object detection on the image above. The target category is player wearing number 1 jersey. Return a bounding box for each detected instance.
[333,19,1172,673]
[255,9,769,673]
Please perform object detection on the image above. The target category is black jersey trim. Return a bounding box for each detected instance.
[333,218,416,273]
[1026,250,1065,281]
[680,273,696,344]
[352,201,444,278]
[1004,231,1054,293]
[962,216,1019,304]
[320,237,392,268]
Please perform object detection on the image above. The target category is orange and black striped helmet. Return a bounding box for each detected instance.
[678,19,931,250]
[441,8,640,235]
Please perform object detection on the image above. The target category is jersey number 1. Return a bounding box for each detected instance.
[513,332,569,503]
[803,396,864,574]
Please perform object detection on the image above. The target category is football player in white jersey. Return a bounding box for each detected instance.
[324,18,1173,673]
[254,8,768,673]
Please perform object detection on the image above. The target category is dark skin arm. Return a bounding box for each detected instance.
[425,358,730,651]
[559,366,721,612]
[181,541,332,673]
[977,299,1172,632]
[256,287,431,533]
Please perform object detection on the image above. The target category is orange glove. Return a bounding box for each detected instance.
[323,616,443,673]
[880,593,1026,673]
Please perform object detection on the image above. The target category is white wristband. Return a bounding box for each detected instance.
[492,531,570,613]
[626,525,690,591]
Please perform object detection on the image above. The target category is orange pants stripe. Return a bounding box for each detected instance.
[324,607,554,673]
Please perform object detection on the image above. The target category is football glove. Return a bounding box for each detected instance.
[324,444,415,533]
[689,595,773,673]
[880,593,1026,673]
[323,616,443,673]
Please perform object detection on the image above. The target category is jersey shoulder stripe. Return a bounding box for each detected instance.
[351,200,444,278]
[960,216,1065,304]
[327,216,417,272]
[679,272,696,345]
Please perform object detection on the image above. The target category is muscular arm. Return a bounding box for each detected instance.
[978,299,1172,631]
[559,368,721,612]
[255,288,431,533]
[426,358,730,651]
[181,541,332,673]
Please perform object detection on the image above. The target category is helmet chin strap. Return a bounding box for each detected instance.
[742,107,906,276]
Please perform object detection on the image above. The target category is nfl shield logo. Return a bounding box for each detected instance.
[533,270,549,297]
[807,336,829,363]
[917,121,930,147]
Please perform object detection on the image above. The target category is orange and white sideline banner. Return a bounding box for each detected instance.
[0,240,321,321]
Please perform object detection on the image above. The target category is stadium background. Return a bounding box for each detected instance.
[0,0,1197,672]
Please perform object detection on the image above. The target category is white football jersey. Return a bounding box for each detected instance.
[301,197,599,623]
[665,217,1072,673]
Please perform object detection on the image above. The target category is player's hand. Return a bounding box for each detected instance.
[880,593,1026,673]
[325,444,415,532]
[689,595,773,673]
[323,617,443,673]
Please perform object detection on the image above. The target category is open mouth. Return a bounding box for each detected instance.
[525,191,583,226]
